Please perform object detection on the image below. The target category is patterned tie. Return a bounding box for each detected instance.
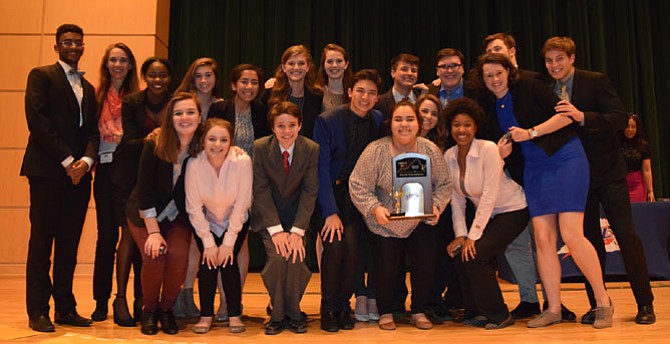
[282,150,290,175]
[559,84,570,101]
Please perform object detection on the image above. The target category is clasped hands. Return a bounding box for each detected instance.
[65,160,88,185]
[271,232,306,263]
[201,244,235,269]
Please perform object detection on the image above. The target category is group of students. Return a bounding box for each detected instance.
[23,23,656,336]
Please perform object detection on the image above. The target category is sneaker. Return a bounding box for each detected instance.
[354,296,369,322]
[527,310,561,328]
[510,301,541,319]
[593,299,614,329]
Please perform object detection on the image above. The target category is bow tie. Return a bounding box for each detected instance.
[68,69,85,77]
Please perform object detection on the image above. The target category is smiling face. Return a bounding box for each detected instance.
[544,49,575,83]
[204,125,232,162]
[106,47,130,83]
[144,61,171,97]
[436,55,464,90]
[348,79,378,117]
[323,49,349,80]
[391,105,420,146]
[418,99,439,133]
[624,117,637,139]
[232,69,260,103]
[194,65,215,95]
[171,98,200,137]
[482,63,509,99]
[391,61,418,89]
[451,113,477,148]
[282,53,309,82]
[272,113,302,149]
[54,32,84,67]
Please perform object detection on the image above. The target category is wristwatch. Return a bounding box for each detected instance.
[528,127,538,139]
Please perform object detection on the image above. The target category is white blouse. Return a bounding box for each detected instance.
[444,138,527,241]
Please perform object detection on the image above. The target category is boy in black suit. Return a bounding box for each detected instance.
[21,23,99,332]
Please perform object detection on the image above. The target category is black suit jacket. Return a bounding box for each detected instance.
[126,139,189,227]
[479,77,576,185]
[209,98,271,139]
[374,88,422,120]
[21,62,98,178]
[427,80,478,105]
[560,69,628,187]
[251,135,319,233]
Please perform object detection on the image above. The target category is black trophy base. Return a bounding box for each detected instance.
[388,213,436,221]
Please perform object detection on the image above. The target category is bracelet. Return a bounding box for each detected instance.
[148,231,161,235]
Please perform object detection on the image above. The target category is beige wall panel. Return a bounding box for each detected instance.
[0,150,29,207]
[0,36,43,90]
[0,208,98,264]
[155,0,171,46]
[0,1,44,33]
[43,0,158,35]
[0,92,29,148]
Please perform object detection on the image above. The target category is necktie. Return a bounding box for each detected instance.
[282,150,290,175]
[559,84,570,101]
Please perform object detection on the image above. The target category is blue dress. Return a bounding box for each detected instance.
[496,92,588,217]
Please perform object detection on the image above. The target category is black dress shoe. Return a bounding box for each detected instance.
[542,301,576,321]
[264,320,284,335]
[510,301,540,319]
[91,301,108,322]
[29,315,55,332]
[338,310,355,330]
[140,310,158,335]
[485,314,515,330]
[113,297,136,327]
[636,305,656,324]
[157,309,178,334]
[320,310,339,332]
[54,311,92,327]
[581,308,596,324]
[287,318,308,333]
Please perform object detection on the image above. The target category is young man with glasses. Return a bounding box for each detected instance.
[21,23,99,332]
[428,48,473,109]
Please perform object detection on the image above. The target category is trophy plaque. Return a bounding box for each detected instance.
[389,152,435,220]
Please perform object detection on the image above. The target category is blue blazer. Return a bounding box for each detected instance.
[313,104,383,218]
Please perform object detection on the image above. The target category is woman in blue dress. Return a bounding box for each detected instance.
[471,53,613,329]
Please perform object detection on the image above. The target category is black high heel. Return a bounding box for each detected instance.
[113,297,137,327]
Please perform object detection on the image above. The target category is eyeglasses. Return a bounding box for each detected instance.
[437,63,462,71]
[59,40,84,48]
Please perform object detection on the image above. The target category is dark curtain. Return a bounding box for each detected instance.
[169,0,669,270]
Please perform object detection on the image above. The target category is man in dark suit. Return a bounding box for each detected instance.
[542,36,655,325]
[374,53,426,118]
[251,101,319,335]
[313,69,384,331]
[21,24,99,332]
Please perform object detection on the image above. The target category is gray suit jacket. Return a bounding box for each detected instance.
[251,134,319,233]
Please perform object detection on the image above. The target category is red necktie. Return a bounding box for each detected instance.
[282,150,290,175]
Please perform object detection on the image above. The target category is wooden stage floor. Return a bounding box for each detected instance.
[0,265,667,343]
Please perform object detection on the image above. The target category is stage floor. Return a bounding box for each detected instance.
[1,265,667,343]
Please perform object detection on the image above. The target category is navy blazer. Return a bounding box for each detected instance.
[208,98,271,139]
[21,62,98,178]
[251,135,319,233]
[126,139,189,227]
[558,68,628,187]
[313,105,384,218]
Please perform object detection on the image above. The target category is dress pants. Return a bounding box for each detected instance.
[457,208,529,324]
[353,222,376,298]
[194,222,249,317]
[429,204,462,307]
[259,230,312,322]
[92,162,121,303]
[371,223,436,315]
[128,216,192,311]
[26,174,91,317]
[320,184,362,312]
[583,178,654,308]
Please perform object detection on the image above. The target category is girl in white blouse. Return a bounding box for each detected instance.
[443,97,529,330]
[185,118,252,334]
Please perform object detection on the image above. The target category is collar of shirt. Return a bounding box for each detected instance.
[392,86,416,103]
[553,69,575,98]
[279,142,296,164]
[439,81,464,99]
